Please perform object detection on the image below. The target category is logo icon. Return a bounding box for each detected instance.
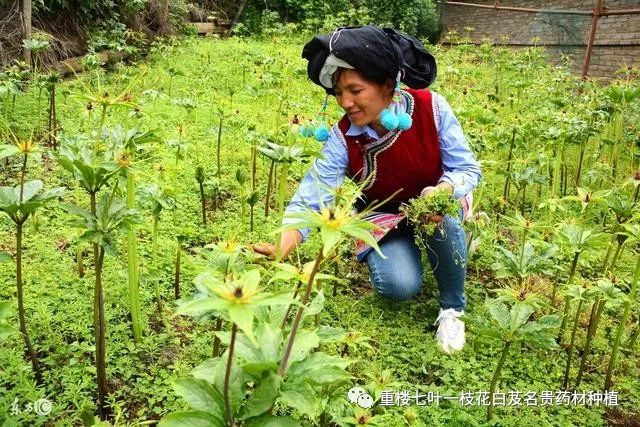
[34,398,52,416]
[347,386,374,408]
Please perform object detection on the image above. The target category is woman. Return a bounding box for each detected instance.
[254,26,481,354]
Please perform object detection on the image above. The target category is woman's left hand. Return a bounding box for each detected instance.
[419,184,452,225]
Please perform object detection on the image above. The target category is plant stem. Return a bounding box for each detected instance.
[94,246,109,418]
[126,172,142,343]
[199,179,206,226]
[604,253,640,390]
[576,298,604,388]
[332,262,339,297]
[19,154,27,203]
[15,221,41,382]
[216,115,223,177]
[502,129,515,204]
[558,251,580,340]
[223,323,237,427]
[278,249,324,376]
[152,214,163,314]
[174,240,181,299]
[265,160,274,217]
[601,237,615,275]
[275,162,289,260]
[213,317,223,357]
[563,299,584,389]
[487,341,511,421]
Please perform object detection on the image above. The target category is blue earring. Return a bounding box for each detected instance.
[299,95,330,142]
[380,71,412,131]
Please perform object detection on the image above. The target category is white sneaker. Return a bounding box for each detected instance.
[435,308,465,354]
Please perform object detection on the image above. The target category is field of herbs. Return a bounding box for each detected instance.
[0,34,639,426]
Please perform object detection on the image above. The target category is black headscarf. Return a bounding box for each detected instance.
[302,25,437,95]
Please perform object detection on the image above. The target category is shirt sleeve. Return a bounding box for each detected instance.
[433,93,482,199]
[283,126,348,241]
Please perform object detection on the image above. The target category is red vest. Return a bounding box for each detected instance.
[336,88,442,213]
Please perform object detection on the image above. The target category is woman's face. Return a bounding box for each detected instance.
[334,69,393,128]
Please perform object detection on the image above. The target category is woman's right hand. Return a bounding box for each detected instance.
[252,229,303,261]
[252,242,277,260]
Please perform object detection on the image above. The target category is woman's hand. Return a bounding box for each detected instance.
[419,184,454,225]
[252,229,303,261]
[252,242,277,259]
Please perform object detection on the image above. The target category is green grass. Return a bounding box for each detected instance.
[0,34,639,426]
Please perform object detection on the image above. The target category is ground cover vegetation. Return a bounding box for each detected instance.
[0,32,639,426]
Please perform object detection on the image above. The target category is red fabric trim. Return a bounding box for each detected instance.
[338,88,442,212]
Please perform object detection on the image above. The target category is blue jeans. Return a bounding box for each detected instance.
[365,215,468,310]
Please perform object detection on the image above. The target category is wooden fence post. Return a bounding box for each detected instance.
[581,0,603,78]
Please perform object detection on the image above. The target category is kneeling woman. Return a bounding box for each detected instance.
[255,26,481,354]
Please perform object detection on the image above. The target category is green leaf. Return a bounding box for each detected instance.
[158,411,225,427]
[285,329,320,365]
[487,300,510,329]
[241,372,282,419]
[0,301,11,319]
[20,180,43,202]
[316,325,347,344]
[303,291,324,317]
[229,304,256,345]
[0,145,20,159]
[191,358,220,384]
[320,228,342,256]
[0,252,12,263]
[245,414,300,427]
[173,378,225,414]
[509,301,535,332]
[287,352,351,385]
[0,324,18,340]
[279,380,320,419]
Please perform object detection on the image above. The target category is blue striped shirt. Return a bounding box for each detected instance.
[284,91,482,240]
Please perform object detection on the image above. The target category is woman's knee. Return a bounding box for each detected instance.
[370,268,422,302]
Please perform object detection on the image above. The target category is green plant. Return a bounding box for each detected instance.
[0,300,18,341]
[196,165,207,225]
[575,278,626,388]
[400,188,460,238]
[604,223,640,390]
[561,281,590,389]
[0,135,65,382]
[169,269,296,426]
[555,222,607,338]
[71,72,138,142]
[277,198,384,377]
[140,183,177,313]
[466,298,560,421]
[22,37,50,75]
[66,194,142,418]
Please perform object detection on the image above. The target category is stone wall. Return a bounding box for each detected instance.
[440,0,640,78]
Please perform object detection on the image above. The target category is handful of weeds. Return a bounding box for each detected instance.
[400,189,460,237]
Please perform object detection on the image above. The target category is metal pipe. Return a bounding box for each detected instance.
[438,1,592,15]
[581,0,602,78]
[601,8,640,16]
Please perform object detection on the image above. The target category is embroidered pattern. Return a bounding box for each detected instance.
[332,124,348,150]
[362,90,415,190]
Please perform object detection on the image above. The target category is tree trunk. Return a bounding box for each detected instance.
[226,0,249,37]
[23,0,32,65]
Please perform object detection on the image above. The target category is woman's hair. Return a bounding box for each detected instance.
[331,67,390,89]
